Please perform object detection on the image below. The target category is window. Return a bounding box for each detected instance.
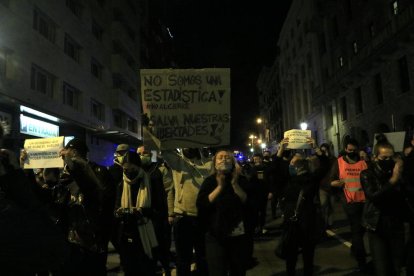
[127,116,137,133]
[33,8,56,42]
[91,99,105,121]
[91,58,103,79]
[374,73,384,104]
[92,20,103,41]
[64,34,81,62]
[339,56,344,68]
[0,51,6,77]
[354,87,363,114]
[352,41,358,54]
[63,82,80,110]
[30,64,55,97]
[325,105,333,127]
[392,1,399,15]
[113,110,123,128]
[66,0,82,18]
[398,56,410,93]
[340,97,347,121]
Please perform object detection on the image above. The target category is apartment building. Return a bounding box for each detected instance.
[0,0,151,165]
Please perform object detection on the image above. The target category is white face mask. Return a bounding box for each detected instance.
[215,162,233,173]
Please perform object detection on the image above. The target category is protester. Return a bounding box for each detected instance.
[164,148,211,276]
[330,138,369,273]
[139,147,172,276]
[58,138,109,275]
[318,143,337,230]
[361,134,408,276]
[114,151,158,276]
[0,125,67,275]
[250,153,271,235]
[197,149,249,276]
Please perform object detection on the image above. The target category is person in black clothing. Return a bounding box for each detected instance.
[361,135,409,276]
[279,138,327,276]
[139,148,171,276]
[58,138,110,275]
[250,153,271,234]
[115,151,158,276]
[197,149,249,276]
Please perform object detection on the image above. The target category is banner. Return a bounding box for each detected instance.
[284,129,312,149]
[140,68,231,149]
[23,137,64,169]
[373,131,406,153]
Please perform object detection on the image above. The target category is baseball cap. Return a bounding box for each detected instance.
[65,138,89,155]
[116,144,130,152]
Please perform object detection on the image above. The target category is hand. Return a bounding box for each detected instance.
[19,149,28,168]
[281,138,289,147]
[168,216,174,225]
[393,158,403,176]
[268,193,273,200]
[331,179,345,187]
[216,171,226,187]
[306,137,317,148]
[232,163,242,183]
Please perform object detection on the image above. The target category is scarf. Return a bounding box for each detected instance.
[121,168,158,258]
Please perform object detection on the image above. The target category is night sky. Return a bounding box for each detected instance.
[164,1,292,150]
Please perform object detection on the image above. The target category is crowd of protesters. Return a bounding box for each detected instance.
[1,120,414,276]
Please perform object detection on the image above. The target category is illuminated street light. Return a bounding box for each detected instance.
[300,122,308,130]
[256,118,262,124]
[250,148,254,152]
[260,143,266,149]
[257,139,262,144]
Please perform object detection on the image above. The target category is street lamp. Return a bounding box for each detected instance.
[260,143,266,149]
[256,118,262,124]
[300,122,308,130]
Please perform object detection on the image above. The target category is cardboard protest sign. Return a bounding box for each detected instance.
[140,68,231,149]
[284,129,312,149]
[373,131,406,153]
[23,137,64,169]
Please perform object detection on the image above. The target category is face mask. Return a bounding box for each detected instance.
[377,159,395,174]
[140,156,152,166]
[124,170,139,180]
[347,152,358,160]
[116,156,124,164]
[263,156,270,161]
[216,162,233,173]
[289,165,297,176]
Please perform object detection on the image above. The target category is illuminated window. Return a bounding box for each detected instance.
[392,1,398,15]
[339,56,344,68]
[352,41,358,54]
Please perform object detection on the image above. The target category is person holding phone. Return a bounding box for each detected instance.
[196,149,249,276]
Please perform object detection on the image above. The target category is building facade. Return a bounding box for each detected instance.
[259,0,414,155]
[0,0,172,165]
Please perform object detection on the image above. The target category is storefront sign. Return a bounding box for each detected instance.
[20,114,59,138]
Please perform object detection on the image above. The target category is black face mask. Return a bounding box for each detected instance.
[377,159,395,174]
[44,180,58,187]
[124,170,139,179]
[347,152,358,160]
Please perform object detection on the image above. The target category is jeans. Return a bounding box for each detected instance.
[173,215,207,276]
[205,233,247,276]
[343,202,366,268]
[368,216,405,276]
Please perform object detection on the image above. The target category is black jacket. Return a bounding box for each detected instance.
[196,174,249,241]
[360,162,409,231]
